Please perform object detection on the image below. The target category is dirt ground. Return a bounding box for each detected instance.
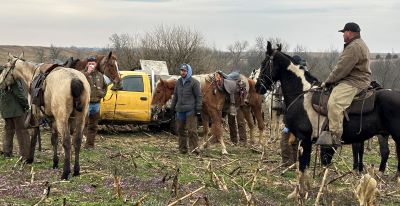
[0,122,400,205]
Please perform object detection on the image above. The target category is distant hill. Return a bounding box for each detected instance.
[0,45,101,64]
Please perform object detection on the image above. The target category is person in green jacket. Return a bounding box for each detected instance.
[0,66,31,160]
[319,22,371,146]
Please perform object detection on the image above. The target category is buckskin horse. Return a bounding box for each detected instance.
[255,42,400,196]
[152,73,264,154]
[0,53,90,180]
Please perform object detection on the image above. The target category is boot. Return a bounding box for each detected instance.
[229,104,237,116]
[316,131,341,146]
[85,113,100,149]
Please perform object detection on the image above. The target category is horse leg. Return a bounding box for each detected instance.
[27,127,39,164]
[378,135,390,173]
[296,137,312,197]
[210,109,227,154]
[72,114,85,176]
[251,103,265,145]
[54,118,71,180]
[51,122,59,169]
[352,142,364,172]
[200,112,210,149]
[242,106,255,145]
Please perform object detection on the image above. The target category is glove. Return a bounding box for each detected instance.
[321,82,326,88]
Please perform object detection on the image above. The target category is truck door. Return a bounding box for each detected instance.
[101,75,151,122]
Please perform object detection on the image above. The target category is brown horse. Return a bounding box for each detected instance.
[152,74,265,153]
[152,74,228,154]
[0,53,90,180]
[64,51,122,89]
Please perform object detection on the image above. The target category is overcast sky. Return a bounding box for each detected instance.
[0,0,399,53]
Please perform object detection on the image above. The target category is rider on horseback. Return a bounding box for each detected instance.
[319,22,372,146]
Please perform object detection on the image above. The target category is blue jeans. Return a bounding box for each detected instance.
[88,103,100,117]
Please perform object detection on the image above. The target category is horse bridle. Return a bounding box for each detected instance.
[257,50,278,93]
[0,57,21,88]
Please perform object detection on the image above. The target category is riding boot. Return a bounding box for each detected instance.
[228,114,238,144]
[85,112,100,149]
[237,107,247,143]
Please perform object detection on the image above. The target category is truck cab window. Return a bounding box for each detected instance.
[121,76,144,92]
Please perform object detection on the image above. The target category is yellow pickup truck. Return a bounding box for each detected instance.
[99,70,173,130]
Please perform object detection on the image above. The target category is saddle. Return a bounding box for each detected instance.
[30,64,60,108]
[216,71,248,105]
[311,86,376,117]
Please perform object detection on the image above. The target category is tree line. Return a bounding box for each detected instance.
[34,24,399,90]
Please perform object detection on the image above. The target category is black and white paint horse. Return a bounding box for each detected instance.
[255,41,400,195]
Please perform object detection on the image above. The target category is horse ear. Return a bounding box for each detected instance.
[277,44,282,51]
[266,41,272,56]
[159,79,164,85]
[108,51,112,59]
[8,52,13,59]
[18,52,24,59]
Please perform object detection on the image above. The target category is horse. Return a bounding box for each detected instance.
[0,53,90,180]
[152,74,264,153]
[250,68,283,142]
[255,41,400,196]
[63,51,122,90]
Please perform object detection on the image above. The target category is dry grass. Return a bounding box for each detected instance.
[0,123,399,205]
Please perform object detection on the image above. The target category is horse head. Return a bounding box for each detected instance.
[0,53,25,90]
[151,78,176,119]
[255,41,284,94]
[97,51,122,90]
[63,57,80,68]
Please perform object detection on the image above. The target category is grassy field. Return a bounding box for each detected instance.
[0,125,400,205]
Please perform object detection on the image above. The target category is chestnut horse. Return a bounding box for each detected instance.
[152,74,264,153]
[63,51,122,90]
[0,53,90,180]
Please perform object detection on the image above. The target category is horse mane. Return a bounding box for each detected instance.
[248,79,256,92]
[279,51,321,85]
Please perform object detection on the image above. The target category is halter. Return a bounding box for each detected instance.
[0,56,22,88]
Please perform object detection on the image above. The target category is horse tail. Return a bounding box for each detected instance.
[71,78,84,112]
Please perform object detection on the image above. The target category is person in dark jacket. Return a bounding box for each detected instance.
[0,66,30,160]
[83,56,107,148]
[170,64,202,154]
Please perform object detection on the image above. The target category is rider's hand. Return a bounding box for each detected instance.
[321,82,326,88]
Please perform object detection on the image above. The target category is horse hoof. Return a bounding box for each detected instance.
[61,173,69,180]
[26,158,34,164]
[73,171,80,177]
[222,149,228,155]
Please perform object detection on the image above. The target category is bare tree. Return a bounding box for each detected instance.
[49,44,61,61]
[35,47,47,63]
[227,40,249,72]
[140,25,205,74]
[108,33,142,70]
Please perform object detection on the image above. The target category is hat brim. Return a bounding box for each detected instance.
[338,29,345,32]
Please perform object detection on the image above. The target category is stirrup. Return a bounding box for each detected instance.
[316,131,333,146]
